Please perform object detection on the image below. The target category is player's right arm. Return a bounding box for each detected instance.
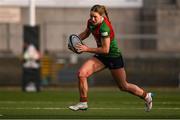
[78,28,91,41]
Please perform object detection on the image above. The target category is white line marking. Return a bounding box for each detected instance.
[0,101,180,105]
[0,107,180,110]
[91,107,180,110]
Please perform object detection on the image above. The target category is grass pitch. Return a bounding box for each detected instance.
[0,87,180,119]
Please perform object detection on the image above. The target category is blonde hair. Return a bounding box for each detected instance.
[90,5,109,20]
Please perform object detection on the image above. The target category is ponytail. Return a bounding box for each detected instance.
[102,5,109,20]
[91,5,110,20]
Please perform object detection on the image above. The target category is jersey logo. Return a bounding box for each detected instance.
[89,26,93,29]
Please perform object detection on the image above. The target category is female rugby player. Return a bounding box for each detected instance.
[69,5,153,112]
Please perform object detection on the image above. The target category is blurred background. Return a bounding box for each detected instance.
[0,0,180,90]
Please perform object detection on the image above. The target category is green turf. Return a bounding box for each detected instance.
[0,87,180,119]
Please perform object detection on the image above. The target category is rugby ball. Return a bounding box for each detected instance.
[68,34,83,54]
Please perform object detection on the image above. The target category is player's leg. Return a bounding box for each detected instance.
[110,68,153,112]
[110,68,145,97]
[69,57,105,111]
[78,57,105,102]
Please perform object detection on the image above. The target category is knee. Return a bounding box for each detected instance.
[119,84,129,92]
[77,69,90,79]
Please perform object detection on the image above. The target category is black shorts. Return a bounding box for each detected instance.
[94,55,125,69]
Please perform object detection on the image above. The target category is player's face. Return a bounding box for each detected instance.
[90,11,102,25]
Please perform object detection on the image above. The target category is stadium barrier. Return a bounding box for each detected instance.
[1,54,180,87]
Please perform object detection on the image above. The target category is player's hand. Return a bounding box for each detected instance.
[76,43,89,53]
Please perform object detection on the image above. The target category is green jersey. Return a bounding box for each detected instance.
[87,17,121,57]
